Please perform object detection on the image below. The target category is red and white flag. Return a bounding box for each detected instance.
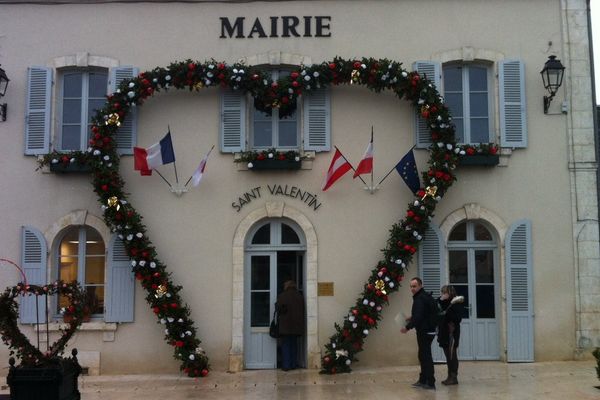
[322,148,353,191]
[353,136,373,178]
[190,145,214,187]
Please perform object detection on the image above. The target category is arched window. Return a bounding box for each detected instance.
[57,225,105,316]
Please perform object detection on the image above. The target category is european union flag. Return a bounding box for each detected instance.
[395,149,421,194]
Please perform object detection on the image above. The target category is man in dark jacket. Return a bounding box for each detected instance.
[276,280,305,371]
[400,277,436,390]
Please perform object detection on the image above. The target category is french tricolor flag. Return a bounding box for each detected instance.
[134,132,176,176]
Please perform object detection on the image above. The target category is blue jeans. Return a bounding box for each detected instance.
[281,335,298,370]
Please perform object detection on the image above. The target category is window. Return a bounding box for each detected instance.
[25,59,138,156]
[57,226,105,316]
[20,222,135,323]
[59,69,108,151]
[220,68,330,154]
[252,70,299,149]
[414,59,526,149]
[443,64,492,144]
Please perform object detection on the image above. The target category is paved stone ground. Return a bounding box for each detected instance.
[1,360,598,399]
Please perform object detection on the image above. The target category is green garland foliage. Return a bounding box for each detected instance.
[33,57,461,376]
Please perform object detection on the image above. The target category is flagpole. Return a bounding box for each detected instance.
[154,169,172,187]
[335,146,367,186]
[168,125,180,184]
[370,126,374,191]
[378,145,417,186]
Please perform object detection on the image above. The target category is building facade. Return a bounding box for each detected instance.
[0,0,598,375]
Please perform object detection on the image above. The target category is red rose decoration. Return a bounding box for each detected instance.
[201,369,209,377]
[217,63,225,70]
[101,184,109,191]
[153,307,160,314]
[188,63,195,70]
[489,146,498,154]
[328,63,336,70]
[290,71,299,79]
[353,61,361,69]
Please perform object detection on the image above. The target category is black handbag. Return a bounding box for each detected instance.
[269,309,279,338]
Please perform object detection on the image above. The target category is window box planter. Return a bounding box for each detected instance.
[7,351,82,400]
[458,154,500,166]
[49,163,92,173]
[248,159,302,170]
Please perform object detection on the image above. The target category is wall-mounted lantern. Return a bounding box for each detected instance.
[0,65,9,122]
[540,55,565,114]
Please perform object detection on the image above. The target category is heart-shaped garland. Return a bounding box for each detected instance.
[0,281,86,367]
[34,57,458,376]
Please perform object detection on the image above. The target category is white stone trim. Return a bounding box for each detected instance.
[439,203,507,246]
[238,51,312,67]
[229,201,319,372]
[51,52,119,69]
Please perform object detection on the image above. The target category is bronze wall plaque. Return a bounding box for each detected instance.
[318,282,334,296]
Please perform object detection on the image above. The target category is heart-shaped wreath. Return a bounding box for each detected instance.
[0,281,87,367]
[34,56,459,376]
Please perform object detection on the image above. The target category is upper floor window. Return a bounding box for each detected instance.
[59,68,108,151]
[24,59,138,156]
[57,225,105,316]
[252,70,299,150]
[414,59,527,149]
[220,66,331,155]
[443,63,492,144]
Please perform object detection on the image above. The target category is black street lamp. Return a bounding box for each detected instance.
[0,65,9,122]
[540,55,565,114]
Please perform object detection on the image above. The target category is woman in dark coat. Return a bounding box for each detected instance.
[276,280,305,371]
[437,285,463,385]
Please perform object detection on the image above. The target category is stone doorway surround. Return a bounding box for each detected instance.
[229,201,319,372]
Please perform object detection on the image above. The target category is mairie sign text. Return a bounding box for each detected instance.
[220,16,331,39]
[232,184,322,212]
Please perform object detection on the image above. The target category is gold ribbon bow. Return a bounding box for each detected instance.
[107,196,120,211]
[421,185,438,201]
[105,113,121,127]
[155,284,168,298]
[375,279,387,295]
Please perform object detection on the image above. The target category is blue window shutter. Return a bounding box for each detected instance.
[25,67,52,155]
[303,88,331,152]
[505,219,534,362]
[413,61,441,148]
[220,90,245,153]
[500,60,527,148]
[20,226,48,323]
[110,66,139,155]
[418,224,445,294]
[105,236,135,322]
[418,224,445,362]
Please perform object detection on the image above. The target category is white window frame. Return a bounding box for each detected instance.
[249,69,300,151]
[57,68,108,151]
[54,225,106,318]
[443,62,494,144]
